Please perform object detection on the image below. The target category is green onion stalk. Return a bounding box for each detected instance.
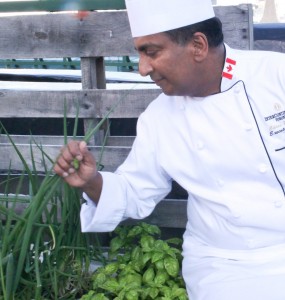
[0,102,115,299]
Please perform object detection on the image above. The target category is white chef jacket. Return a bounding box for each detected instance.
[81,44,285,299]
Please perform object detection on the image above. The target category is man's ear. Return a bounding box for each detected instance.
[191,32,208,62]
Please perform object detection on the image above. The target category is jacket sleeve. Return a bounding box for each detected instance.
[80,108,172,232]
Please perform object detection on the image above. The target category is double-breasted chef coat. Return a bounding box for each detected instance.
[81,44,285,300]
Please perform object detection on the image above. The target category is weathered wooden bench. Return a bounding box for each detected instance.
[0,5,255,230]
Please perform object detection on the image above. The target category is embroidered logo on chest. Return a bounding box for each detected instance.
[264,102,285,136]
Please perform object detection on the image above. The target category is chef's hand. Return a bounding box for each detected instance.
[54,140,102,203]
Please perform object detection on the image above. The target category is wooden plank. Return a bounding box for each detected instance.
[81,57,107,145]
[0,135,135,147]
[0,194,187,228]
[0,5,252,59]
[81,57,106,89]
[0,89,160,118]
[0,143,131,172]
[106,136,135,147]
[0,135,65,145]
[123,199,187,229]
[0,11,134,59]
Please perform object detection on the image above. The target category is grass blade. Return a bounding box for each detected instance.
[5,253,15,300]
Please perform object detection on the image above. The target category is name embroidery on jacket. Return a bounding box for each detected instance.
[264,104,285,136]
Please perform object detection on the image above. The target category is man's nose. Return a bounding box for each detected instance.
[138,56,153,77]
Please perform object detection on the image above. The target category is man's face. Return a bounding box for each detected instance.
[134,32,198,96]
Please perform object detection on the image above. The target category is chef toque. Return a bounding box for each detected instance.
[125,0,215,37]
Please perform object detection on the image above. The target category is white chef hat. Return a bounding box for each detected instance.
[125,0,215,37]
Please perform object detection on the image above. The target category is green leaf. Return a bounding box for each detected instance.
[119,263,136,277]
[142,253,152,266]
[81,291,109,300]
[114,226,128,240]
[166,238,182,246]
[93,293,109,300]
[130,260,143,272]
[166,248,181,259]
[80,290,95,299]
[5,253,15,299]
[142,267,155,284]
[101,278,119,293]
[104,262,119,275]
[131,246,142,261]
[141,222,161,236]
[172,288,188,299]
[140,236,155,250]
[148,287,159,299]
[125,290,139,300]
[110,236,124,253]
[92,272,107,289]
[154,270,169,285]
[164,257,179,277]
[151,251,165,263]
[155,259,165,271]
[127,225,143,238]
[154,240,169,251]
[160,286,172,297]
[178,294,189,300]
[166,280,178,289]
[119,273,141,287]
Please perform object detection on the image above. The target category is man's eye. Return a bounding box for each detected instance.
[146,50,158,57]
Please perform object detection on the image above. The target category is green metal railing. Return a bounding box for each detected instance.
[0,57,138,71]
[0,0,126,13]
[0,58,80,69]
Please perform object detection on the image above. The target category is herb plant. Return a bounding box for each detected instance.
[0,103,112,299]
[81,222,188,300]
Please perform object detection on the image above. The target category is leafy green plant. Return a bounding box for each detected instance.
[0,103,113,299]
[81,222,188,300]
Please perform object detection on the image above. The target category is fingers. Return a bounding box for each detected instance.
[78,140,96,166]
[53,139,98,188]
[79,140,87,154]
[54,140,82,176]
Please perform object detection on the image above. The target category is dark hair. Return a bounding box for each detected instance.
[164,17,224,48]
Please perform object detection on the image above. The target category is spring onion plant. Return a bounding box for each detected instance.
[0,102,114,300]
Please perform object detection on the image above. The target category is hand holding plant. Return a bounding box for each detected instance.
[54,140,97,188]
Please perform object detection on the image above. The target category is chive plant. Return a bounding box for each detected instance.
[0,103,114,299]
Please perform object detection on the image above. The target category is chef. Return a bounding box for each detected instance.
[54,0,285,299]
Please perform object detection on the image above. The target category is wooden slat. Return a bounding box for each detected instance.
[0,194,187,228]
[106,136,134,147]
[81,56,107,145]
[0,142,131,172]
[0,89,160,118]
[0,11,134,59]
[0,135,135,147]
[0,5,252,59]
[81,57,106,90]
[123,199,187,228]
